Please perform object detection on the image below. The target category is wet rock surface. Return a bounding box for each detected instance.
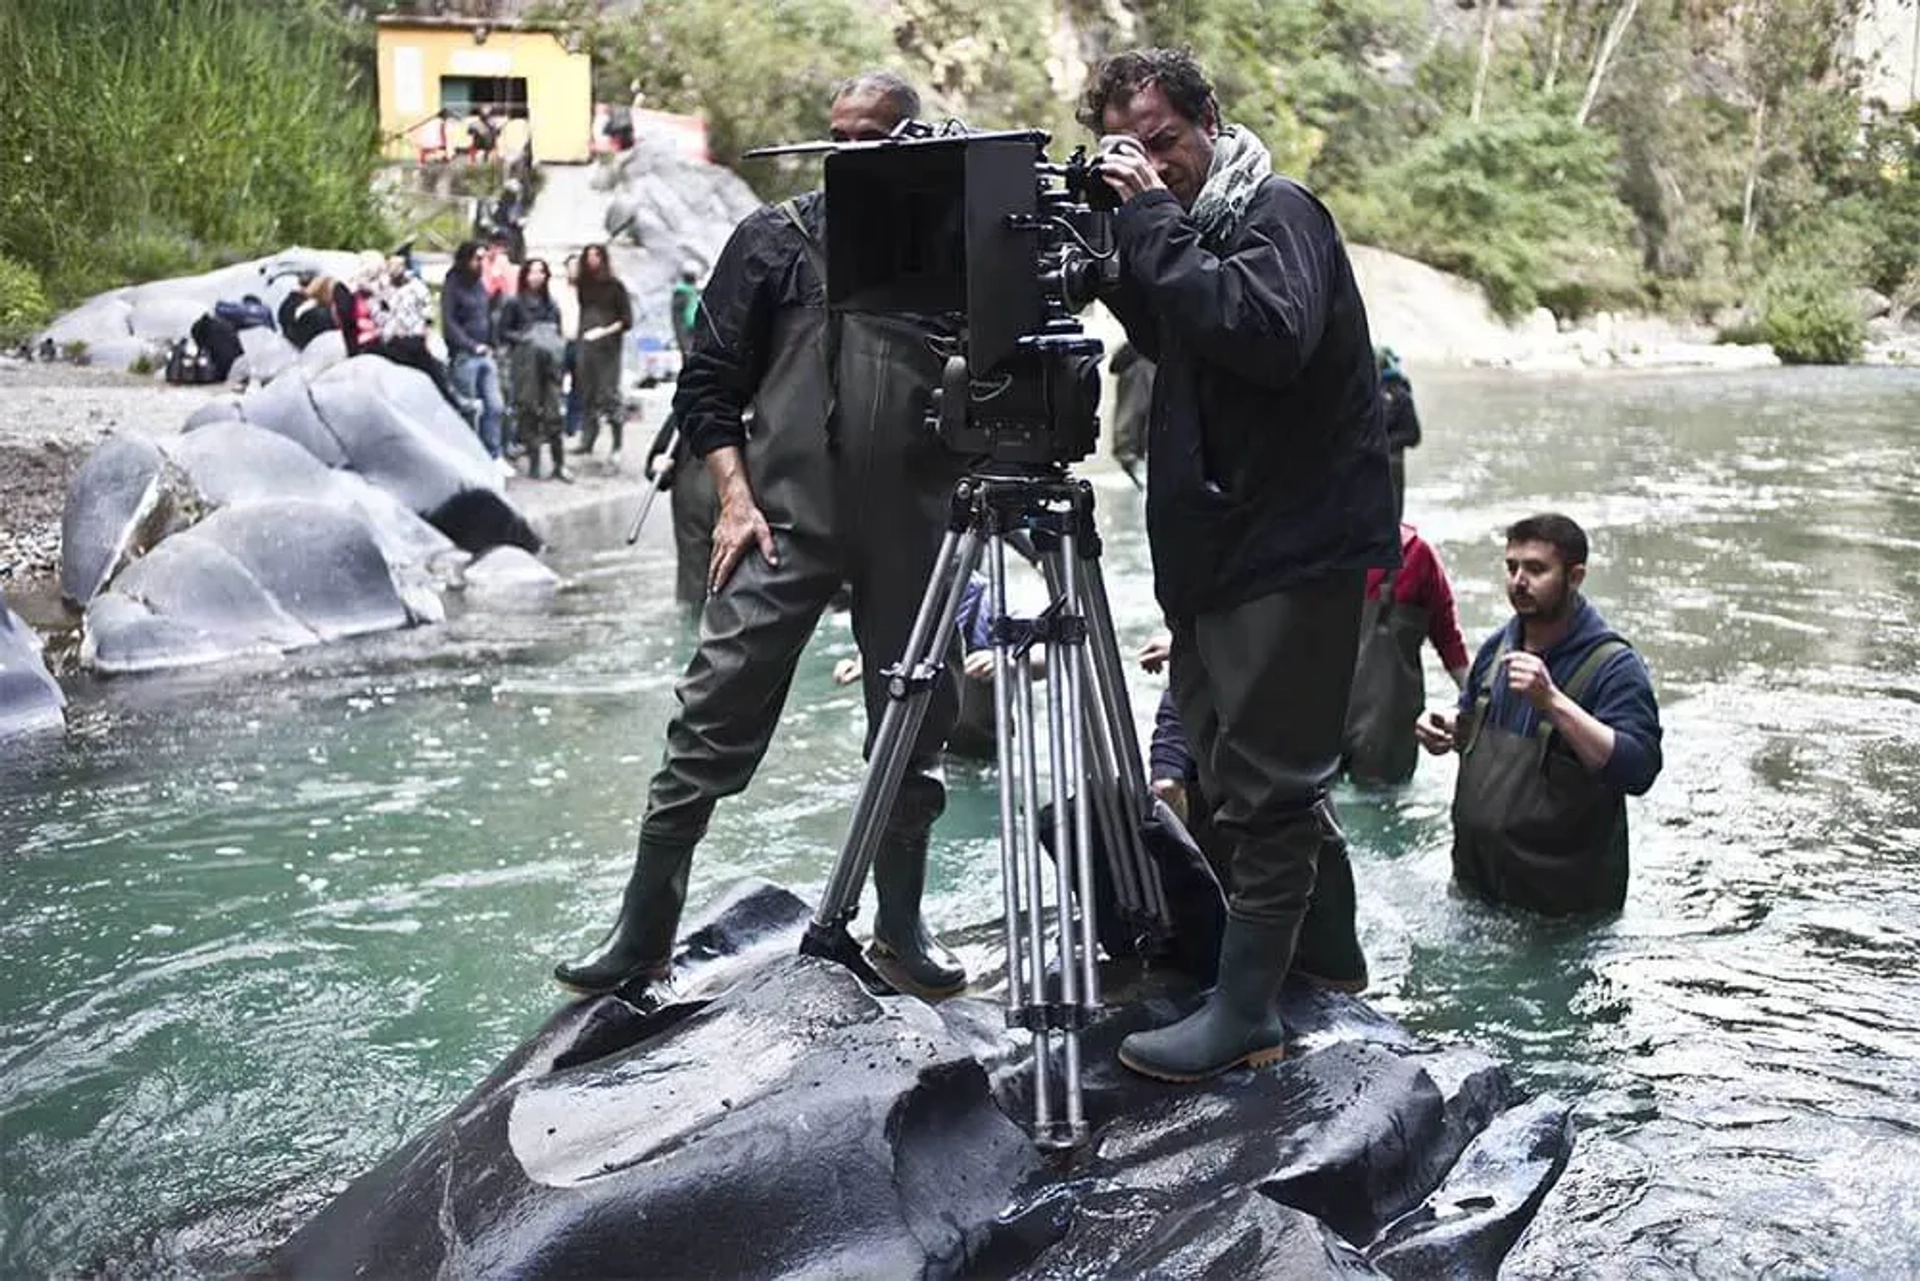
[273,882,1571,1280]
[0,596,64,736]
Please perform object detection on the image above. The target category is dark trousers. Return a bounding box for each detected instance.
[1169,572,1367,926]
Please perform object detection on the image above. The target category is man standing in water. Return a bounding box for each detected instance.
[1086,48,1400,1082]
[1416,513,1663,915]
[552,71,972,1002]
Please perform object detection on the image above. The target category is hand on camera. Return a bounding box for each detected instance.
[962,649,996,681]
[1096,134,1162,204]
[832,656,862,686]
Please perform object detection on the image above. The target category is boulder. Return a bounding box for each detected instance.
[598,139,764,343]
[35,248,363,372]
[233,327,298,385]
[0,596,64,737]
[60,436,173,606]
[81,499,416,674]
[271,882,1572,1280]
[461,545,561,607]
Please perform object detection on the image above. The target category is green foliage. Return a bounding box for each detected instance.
[545,0,892,200]
[0,0,390,306]
[0,253,51,348]
[1343,109,1642,317]
[1756,265,1866,364]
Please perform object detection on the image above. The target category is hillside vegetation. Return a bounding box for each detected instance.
[4,0,1914,365]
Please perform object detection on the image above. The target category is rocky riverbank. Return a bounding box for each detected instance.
[0,356,672,640]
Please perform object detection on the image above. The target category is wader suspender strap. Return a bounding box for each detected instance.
[1373,569,1399,631]
[1475,636,1630,743]
[777,199,840,448]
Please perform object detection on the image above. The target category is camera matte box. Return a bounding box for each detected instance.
[824,132,1046,374]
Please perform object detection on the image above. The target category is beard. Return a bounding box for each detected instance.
[1510,584,1572,620]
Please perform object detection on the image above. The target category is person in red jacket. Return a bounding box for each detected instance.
[1343,522,1470,785]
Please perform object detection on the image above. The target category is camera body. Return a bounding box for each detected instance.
[821,128,1115,467]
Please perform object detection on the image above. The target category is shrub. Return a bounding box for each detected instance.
[0,254,51,348]
[1758,268,1865,364]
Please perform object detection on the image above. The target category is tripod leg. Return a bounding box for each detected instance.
[1078,554,1172,929]
[808,527,983,952]
[988,536,1027,1012]
[1015,651,1055,1136]
[1059,536,1102,1012]
[1042,551,1090,1144]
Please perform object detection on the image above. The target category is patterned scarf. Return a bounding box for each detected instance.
[1189,124,1274,251]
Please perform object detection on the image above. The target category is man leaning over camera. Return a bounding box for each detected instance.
[1086,48,1400,1082]
[552,71,973,1002]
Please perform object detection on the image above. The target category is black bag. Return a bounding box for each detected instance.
[1039,795,1228,986]
[163,338,219,385]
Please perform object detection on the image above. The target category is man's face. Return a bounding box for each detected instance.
[1100,82,1216,209]
[829,88,901,143]
[1504,540,1584,621]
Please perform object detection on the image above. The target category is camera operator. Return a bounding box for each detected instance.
[1083,48,1399,1082]
[553,71,973,1002]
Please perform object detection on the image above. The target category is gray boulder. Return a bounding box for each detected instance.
[158,421,456,577]
[0,598,64,737]
[600,139,762,343]
[232,366,348,465]
[81,499,416,675]
[36,248,362,372]
[233,326,298,385]
[60,436,173,607]
[461,545,560,608]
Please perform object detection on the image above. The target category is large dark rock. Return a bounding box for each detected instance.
[272,882,1572,1280]
[0,596,64,737]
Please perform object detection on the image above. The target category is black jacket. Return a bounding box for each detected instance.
[1105,180,1398,620]
[673,193,826,459]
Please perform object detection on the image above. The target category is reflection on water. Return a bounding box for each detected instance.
[3,367,1919,1274]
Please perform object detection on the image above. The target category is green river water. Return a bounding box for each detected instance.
[3,366,1918,1276]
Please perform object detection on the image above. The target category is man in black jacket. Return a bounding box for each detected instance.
[1085,48,1400,1081]
[553,72,972,1002]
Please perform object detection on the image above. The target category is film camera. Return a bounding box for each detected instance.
[819,127,1119,466]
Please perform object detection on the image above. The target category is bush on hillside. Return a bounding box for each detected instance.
[0,254,52,348]
[1344,109,1643,319]
[1756,267,1866,364]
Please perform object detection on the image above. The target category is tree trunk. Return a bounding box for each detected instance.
[1575,0,1641,126]
[1471,0,1500,122]
[1741,98,1767,254]
[1543,0,1569,94]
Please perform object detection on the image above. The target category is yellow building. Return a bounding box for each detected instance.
[375,16,594,164]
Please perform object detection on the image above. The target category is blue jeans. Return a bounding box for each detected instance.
[452,351,504,458]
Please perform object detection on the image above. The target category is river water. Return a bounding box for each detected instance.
[2,366,1917,1276]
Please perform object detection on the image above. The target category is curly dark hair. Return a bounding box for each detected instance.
[1076,47,1218,132]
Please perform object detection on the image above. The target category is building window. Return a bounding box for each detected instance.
[440,76,529,119]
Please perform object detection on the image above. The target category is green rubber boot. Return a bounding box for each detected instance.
[1117,912,1298,1082]
[868,827,966,999]
[1289,801,1369,993]
[552,835,694,995]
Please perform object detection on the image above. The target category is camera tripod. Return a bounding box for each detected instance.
[799,464,1171,1149]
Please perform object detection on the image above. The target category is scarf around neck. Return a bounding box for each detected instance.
[1189,123,1274,250]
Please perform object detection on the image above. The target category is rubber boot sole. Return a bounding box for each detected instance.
[1116,1042,1286,1084]
[866,942,966,1000]
[551,964,668,998]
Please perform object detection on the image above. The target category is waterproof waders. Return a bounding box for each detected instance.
[1451,636,1632,915]
[1120,574,1366,1081]
[556,205,969,996]
[1342,570,1428,785]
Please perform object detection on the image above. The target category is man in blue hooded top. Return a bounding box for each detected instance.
[1416,513,1663,915]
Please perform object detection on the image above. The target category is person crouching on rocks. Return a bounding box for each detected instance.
[572,243,633,464]
[497,258,572,483]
